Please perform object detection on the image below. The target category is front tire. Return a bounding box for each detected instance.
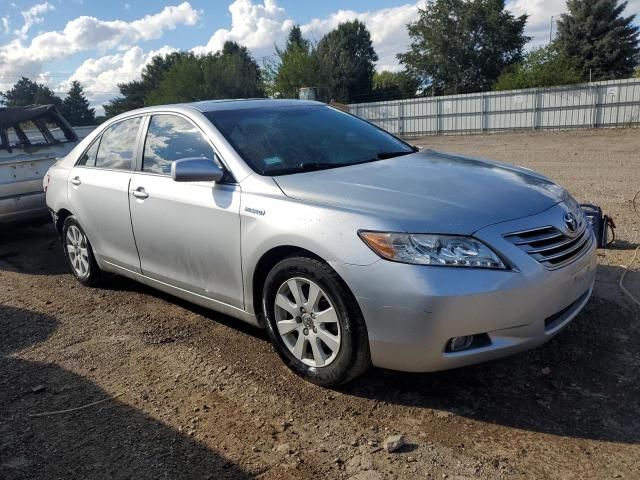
[62,216,102,287]
[262,255,371,386]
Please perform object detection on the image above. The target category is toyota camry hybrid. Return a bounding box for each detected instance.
[44,99,597,386]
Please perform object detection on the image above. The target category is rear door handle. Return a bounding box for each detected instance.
[70,177,81,186]
[131,187,149,200]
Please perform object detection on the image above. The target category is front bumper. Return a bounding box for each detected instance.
[331,204,598,372]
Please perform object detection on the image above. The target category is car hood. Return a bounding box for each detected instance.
[272,150,567,234]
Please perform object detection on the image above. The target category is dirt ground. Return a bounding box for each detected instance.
[1,128,639,480]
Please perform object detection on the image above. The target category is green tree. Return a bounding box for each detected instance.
[315,20,378,102]
[398,0,528,95]
[269,25,319,98]
[146,42,264,105]
[103,51,189,117]
[493,46,583,90]
[372,70,421,99]
[555,0,639,81]
[62,80,96,126]
[1,77,64,108]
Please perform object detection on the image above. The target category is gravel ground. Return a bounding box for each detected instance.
[1,128,639,480]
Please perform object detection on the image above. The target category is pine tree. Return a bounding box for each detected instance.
[555,0,639,80]
[315,21,378,102]
[1,77,64,108]
[63,81,95,126]
[285,25,309,51]
[269,26,319,98]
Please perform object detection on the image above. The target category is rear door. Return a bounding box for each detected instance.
[129,113,243,308]
[67,116,143,272]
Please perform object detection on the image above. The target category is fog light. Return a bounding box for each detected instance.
[448,335,474,352]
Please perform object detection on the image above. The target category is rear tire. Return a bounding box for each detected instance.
[62,216,102,287]
[262,255,371,386]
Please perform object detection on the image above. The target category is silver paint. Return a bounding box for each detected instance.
[45,99,597,372]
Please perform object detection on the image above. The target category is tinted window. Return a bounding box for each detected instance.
[77,138,100,167]
[95,117,141,170]
[205,105,414,176]
[143,115,214,175]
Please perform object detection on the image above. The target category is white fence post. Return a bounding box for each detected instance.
[591,84,599,128]
[480,93,486,133]
[532,89,539,130]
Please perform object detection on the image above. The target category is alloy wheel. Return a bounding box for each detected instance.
[274,277,341,367]
[66,225,90,278]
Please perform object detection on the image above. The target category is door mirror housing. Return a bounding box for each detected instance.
[171,158,225,183]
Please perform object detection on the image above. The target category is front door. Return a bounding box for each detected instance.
[129,114,243,308]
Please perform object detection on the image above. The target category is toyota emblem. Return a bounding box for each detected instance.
[564,211,578,233]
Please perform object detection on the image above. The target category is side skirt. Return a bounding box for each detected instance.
[102,260,261,328]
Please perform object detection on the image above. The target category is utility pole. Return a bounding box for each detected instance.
[549,16,555,43]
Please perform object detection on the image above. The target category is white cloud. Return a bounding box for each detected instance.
[0,2,200,92]
[2,16,10,35]
[59,45,177,111]
[2,2,199,65]
[15,2,55,39]
[193,0,294,58]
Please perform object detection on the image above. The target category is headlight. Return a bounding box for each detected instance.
[358,231,507,269]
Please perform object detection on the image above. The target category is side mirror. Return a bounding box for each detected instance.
[171,158,225,183]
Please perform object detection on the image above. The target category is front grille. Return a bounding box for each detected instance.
[504,224,593,269]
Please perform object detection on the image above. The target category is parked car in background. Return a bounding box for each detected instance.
[1,105,83,224]
[44,99,597,386]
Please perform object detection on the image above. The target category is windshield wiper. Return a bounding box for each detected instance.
[375,150,415,160]
[266,162,339,176]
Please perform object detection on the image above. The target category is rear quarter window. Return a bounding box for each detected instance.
[77,138,100,167]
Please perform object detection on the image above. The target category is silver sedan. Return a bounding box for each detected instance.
[45,100,597,385]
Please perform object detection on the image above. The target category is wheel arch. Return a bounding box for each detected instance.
[251,246,320,323]
[55,208,73,236]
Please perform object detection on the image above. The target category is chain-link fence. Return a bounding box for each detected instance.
[349,78,640,137]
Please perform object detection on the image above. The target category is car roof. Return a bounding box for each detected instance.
[103,99,327,126]
[186,98,324,113]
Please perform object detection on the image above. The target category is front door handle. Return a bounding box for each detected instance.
[70,176,81,186]
[132,187,149,200]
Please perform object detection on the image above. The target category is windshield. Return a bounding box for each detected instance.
[205,105,415,176]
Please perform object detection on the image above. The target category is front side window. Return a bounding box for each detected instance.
[94,117,141,170]
[143,114,214,175]
[205,105,415,176]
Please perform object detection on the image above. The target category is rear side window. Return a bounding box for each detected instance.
[95,117,141,170]
[142,114,214,175]
[77,138,100,167]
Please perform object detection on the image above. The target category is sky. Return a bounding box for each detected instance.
[1,0,639,114]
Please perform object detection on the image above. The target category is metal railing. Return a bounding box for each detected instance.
[348,78,640,137]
